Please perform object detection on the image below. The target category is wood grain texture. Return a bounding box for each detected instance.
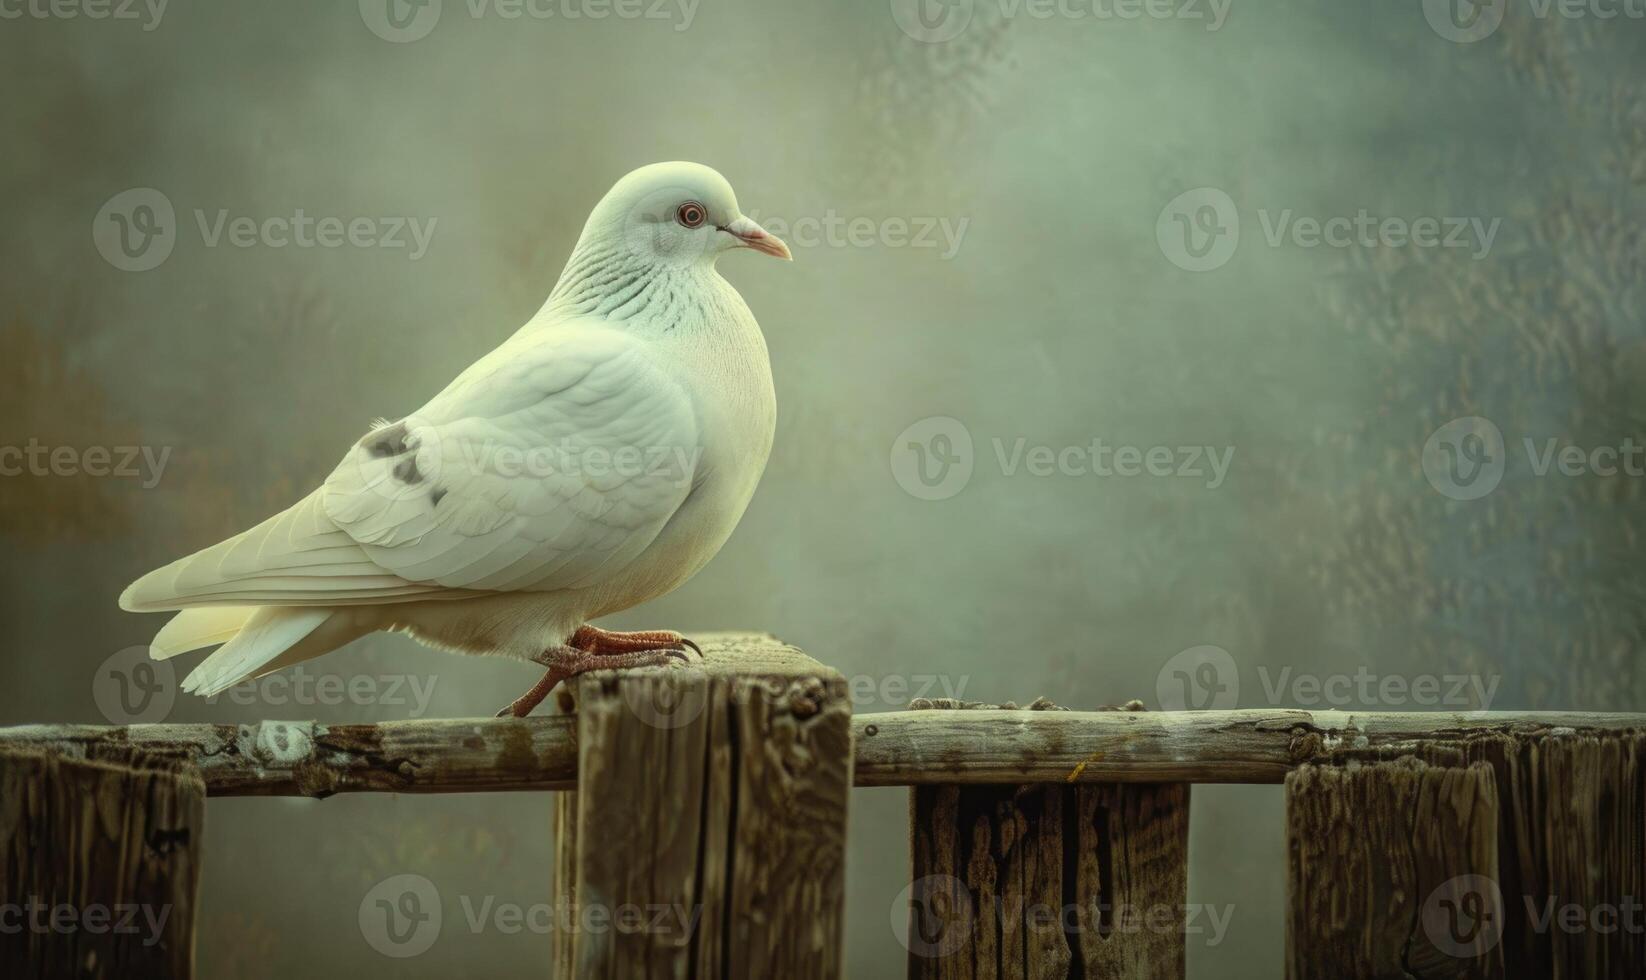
[548,685,581,980]
[0,747,203,979]
[1461,733,1645,979]
[1074,783,1192,978]
[549,789,580,978]
[5,707,1643,794]
[1285,759,1503,980]
[906,698,1189,980]
[563,633,852,979]
[907,782,1190,980]
[1334,731,1646,977]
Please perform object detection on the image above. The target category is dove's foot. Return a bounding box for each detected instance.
[494,641,701,718]
[569,624,703,659]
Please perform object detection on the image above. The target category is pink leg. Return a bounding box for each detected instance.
[495,642,699,718]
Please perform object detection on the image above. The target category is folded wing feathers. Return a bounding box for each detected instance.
[120,329,700,614]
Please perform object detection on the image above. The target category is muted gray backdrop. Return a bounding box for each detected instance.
[3,0,1645,975]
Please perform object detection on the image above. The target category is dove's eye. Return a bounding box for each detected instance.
[676,202,707,229]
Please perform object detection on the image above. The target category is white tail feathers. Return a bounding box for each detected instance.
[150,607,258,660]
[180,607,332,698]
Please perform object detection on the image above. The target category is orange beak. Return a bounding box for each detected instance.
[723,215,792,261]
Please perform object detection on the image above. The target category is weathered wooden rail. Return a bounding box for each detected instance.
[1,633,1642,978]
[8,707,1640,795]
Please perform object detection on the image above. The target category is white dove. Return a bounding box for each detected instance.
[119,161,789,717]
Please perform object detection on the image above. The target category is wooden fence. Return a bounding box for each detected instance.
[1,633,1642,978]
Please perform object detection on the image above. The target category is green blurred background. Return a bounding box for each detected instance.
[3,0,1644,975]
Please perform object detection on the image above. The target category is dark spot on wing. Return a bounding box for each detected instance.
[393,457,423,485]
[430,487,448,507]
[366,421,410,459]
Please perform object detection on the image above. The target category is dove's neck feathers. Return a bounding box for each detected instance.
[522,222,774,462]
[535,232,748,341]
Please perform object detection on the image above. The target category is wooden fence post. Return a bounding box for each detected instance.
[549,685,581,979]
[0,747,204,979]
[553,632,852,979]
[1285,758,1503,980]
[1319,731,1646,978]
[1471,733,1645,978]
[904,704,1191,980]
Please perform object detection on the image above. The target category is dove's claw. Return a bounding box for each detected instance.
[568,624,703,660]
[498,640,705,717]
[496,626,707,716]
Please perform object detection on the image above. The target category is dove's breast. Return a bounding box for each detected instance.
[585,282,776,617]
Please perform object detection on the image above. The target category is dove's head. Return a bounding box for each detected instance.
[583,161,792,270]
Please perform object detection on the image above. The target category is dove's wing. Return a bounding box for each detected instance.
[119,328,701,611]
[325,328,701,591]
